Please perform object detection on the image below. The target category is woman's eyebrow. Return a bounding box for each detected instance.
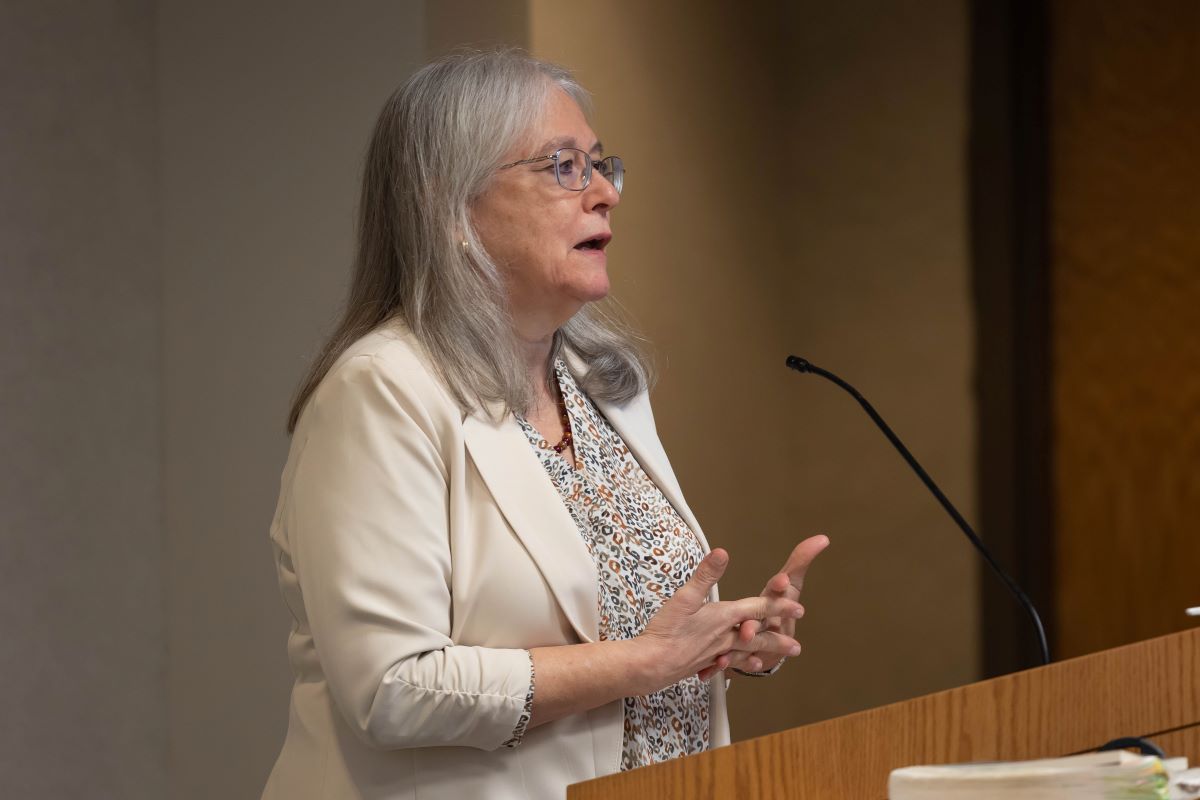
[537,136,576,154]
[535,136,604,156]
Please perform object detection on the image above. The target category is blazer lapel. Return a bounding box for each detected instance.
[593,394,713,556]
[462,410,600,643]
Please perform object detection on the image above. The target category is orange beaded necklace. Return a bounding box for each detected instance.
[551,392,573,454]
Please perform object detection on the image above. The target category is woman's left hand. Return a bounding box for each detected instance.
[698,534,830,680]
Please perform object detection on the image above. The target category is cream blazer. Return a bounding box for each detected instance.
[262,327,730,800]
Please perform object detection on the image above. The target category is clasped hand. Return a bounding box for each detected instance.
[634,535,829,691]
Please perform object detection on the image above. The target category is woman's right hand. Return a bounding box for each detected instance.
[630,548,804,694]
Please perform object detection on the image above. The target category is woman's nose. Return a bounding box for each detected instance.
[583,171,620,211]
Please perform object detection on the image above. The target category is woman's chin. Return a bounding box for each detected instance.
[561,264,611,306]
[575,278,611,306]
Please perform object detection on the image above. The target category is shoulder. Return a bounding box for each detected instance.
[299,323,461,437]
[334,324,431,378]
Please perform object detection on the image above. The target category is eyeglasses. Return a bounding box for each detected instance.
[498,148,624,194]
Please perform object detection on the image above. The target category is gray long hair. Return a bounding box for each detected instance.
[287,49,651,433]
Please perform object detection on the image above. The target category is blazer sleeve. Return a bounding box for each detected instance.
[285,353,533,751]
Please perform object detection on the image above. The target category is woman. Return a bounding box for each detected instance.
[263,50,828,800]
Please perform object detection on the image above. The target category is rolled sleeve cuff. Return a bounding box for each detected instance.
[356,645,537,751]
[500,650,535,748]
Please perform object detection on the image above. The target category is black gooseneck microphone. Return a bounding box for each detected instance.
[786,354,1051,666]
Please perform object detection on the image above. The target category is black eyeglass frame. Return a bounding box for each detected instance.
[497,147,624,194]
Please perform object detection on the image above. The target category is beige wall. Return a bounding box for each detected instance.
[777,0,979,722]
[531,0,978,739]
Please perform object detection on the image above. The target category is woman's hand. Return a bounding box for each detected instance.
[630,548,805,695]
[702,535,830,679]
[528,546,812,728]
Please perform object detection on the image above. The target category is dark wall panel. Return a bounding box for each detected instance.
[1050,0,1200,658]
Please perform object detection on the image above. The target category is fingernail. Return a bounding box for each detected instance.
[792,606,805,618]
[789,644,802,656]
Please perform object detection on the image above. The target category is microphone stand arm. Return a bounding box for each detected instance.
[786,355,1051,666]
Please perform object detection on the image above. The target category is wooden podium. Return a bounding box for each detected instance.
[569,627,1200,799]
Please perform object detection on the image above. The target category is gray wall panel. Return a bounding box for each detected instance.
[0,2,165,798]
[157,2,425,796]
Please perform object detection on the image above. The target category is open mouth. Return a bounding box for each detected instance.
[574,234,611,252]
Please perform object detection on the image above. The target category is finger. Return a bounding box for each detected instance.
[726,595,804,625]
[740,609,795,641]
[723,650,749,668]
[737,636,800,660]
[732,630,803,657]
[754,654,784,672]
[729,653,764,673]
[697,652,732,681]
[780,535,830,593]
[756,581,791,633]
[674,549,729,609]
[698,628,742,662]
[757,618,782,638]
[760,604,802,637]
[722,653,763,674]
[763,572,793,596]
[737,619,762,644]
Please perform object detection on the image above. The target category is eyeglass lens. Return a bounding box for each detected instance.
[599,155,624,194]
[554,149,623,194]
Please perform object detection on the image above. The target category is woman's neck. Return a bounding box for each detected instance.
[518,331,556,412]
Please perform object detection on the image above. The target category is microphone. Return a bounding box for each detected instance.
[785,355,1051,666]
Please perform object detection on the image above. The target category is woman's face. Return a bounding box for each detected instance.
[472,87,621,340]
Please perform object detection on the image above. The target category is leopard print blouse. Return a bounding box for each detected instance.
[511,360,710,770]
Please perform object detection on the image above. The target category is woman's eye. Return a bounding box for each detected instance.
[558,158,577,175]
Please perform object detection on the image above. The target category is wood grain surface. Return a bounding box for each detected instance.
[569,628,1200,799]
[1050,0,1200,658]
